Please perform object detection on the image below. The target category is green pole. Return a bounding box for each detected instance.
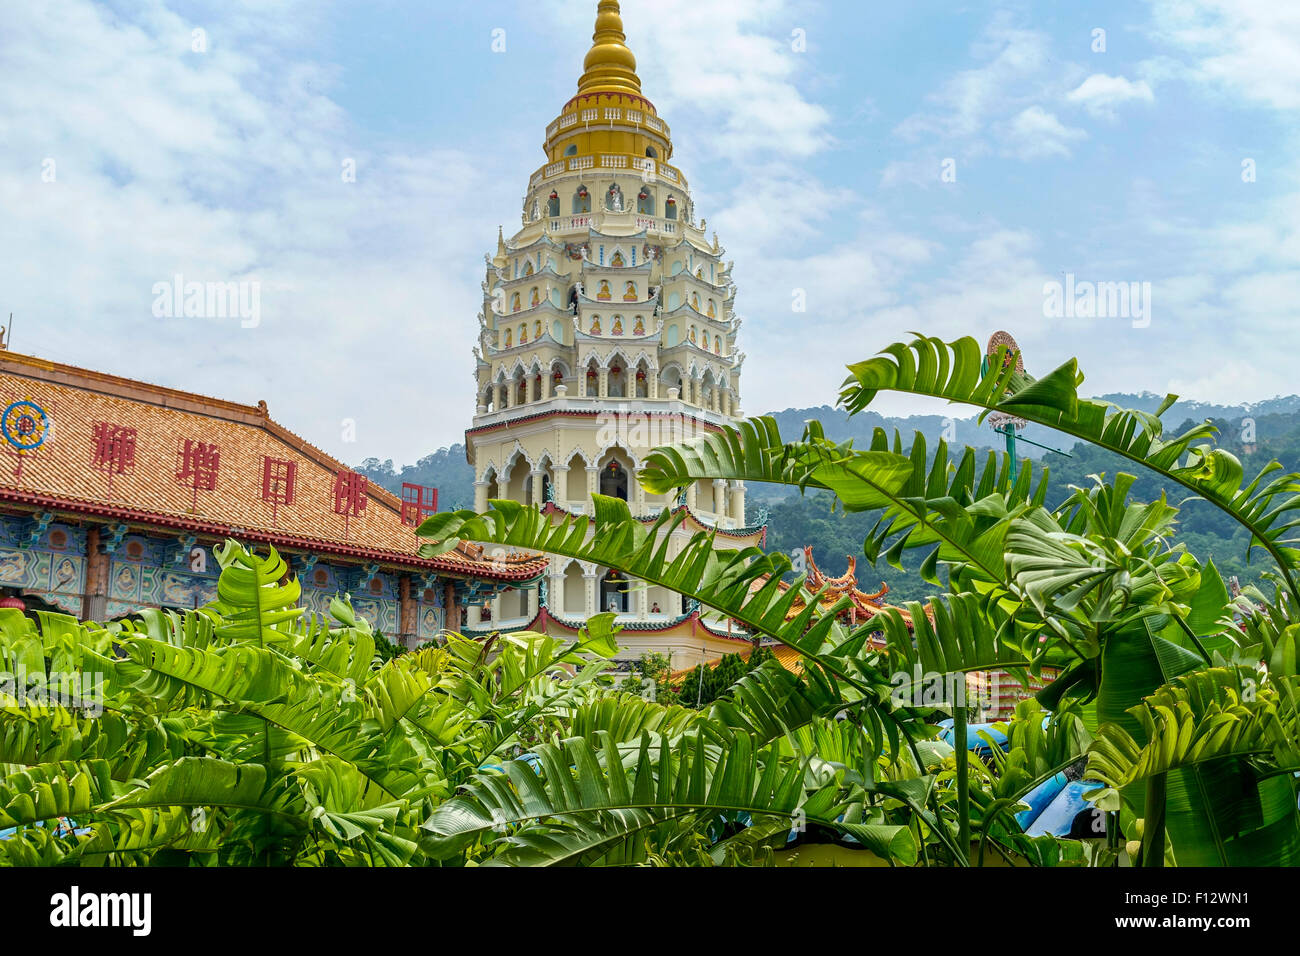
[1004,425,1017,482]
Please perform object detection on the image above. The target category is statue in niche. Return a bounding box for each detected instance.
[530,287,540,307]
[590,316,602,335]
[612,316,624,335]
[611,250,625,267]
[633,316,645,335]
[688,326,697,344]
[534,319,542,339]
[606,183,624,211]
[707,300,716,318]
[623,281,638,301]
[504,328,513,347]
[520,324,528,344]
[597,280,612,301]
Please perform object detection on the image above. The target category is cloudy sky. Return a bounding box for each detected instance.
[3,0,1297,465]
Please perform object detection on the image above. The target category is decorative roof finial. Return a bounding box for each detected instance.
[577,1,642,96]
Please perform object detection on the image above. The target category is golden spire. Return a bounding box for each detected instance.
[493,226,507,268]
[576,1,642,96]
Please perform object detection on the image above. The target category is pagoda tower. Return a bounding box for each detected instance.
[464,0,764,667]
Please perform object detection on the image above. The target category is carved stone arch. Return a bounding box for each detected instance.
[508,358,528,379]
[561,445,593,468]
[500,441,534,479]
[578,348,603,370]
[479,461,500,484]
[596,440,641,472]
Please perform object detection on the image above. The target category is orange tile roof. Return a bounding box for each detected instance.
[0,350,546,581]
[670,643,809,683]
[752,547,920,628]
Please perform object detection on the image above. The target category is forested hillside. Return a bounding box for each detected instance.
[358,397,1300,603]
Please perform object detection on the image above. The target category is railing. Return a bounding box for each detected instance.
[551,215,592,230]
[559,113,578,129]
[528,155,687,189]
[580,108,598,122]
[603,108,621,120]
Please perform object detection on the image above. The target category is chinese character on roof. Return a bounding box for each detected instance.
[400,483,437,527]
[176,439,220,511]
[91,421,136,493]
[261,457,296,524]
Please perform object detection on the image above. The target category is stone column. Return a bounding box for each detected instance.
[398,575,415,648]
[730,480,746,524]
[552,464,569,505]
[577,369,587,398]
[526,585,539,621]
[526,374,537,404]
[632,465,646,514]
[443,581,461,635]
[548,567,565,615]
[585,465,599,512]
[712,478,727,516]
[541,369,552,400]
[598,367,609,398]
[82,527,109,622]
[496,383,507,411]
[467,603,482,627]
[686,481,698,511]
[635,577,649,620]
[474,479,490,513]
[530,469,547,507]
[583,568,598,617]
[649,370,659,399]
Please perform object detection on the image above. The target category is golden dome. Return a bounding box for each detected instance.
[576,1,642,96]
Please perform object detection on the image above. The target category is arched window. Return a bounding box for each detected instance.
[665,324,679,347]
[645,146,658,159]
[599,461,629,501]
[551,319,564,342]
[600,570,628,614]
[605,183,624,211]
[546,191,559,216]
[564,144,578,157]
[608,358,626,397]
[637,187,654,215]
[665,195,677,220]
[573,185,591,214]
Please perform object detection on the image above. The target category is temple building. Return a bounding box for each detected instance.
[0,347,546,642]
[464,0,766,667]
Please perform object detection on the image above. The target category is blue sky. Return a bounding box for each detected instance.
[3,0,1298,464]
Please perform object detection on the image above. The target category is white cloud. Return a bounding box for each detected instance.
[1001,106,1087,159]
[0,0,513,464]
[1067,74,1156,118]
[1145,0,1300,110]
[894,23,1052,147]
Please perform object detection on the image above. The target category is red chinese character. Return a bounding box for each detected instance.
[262,457,296,523]
[177,440,220,491]
[92,422,137,477]
[333,470,368,517]
[400,482,437,527]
